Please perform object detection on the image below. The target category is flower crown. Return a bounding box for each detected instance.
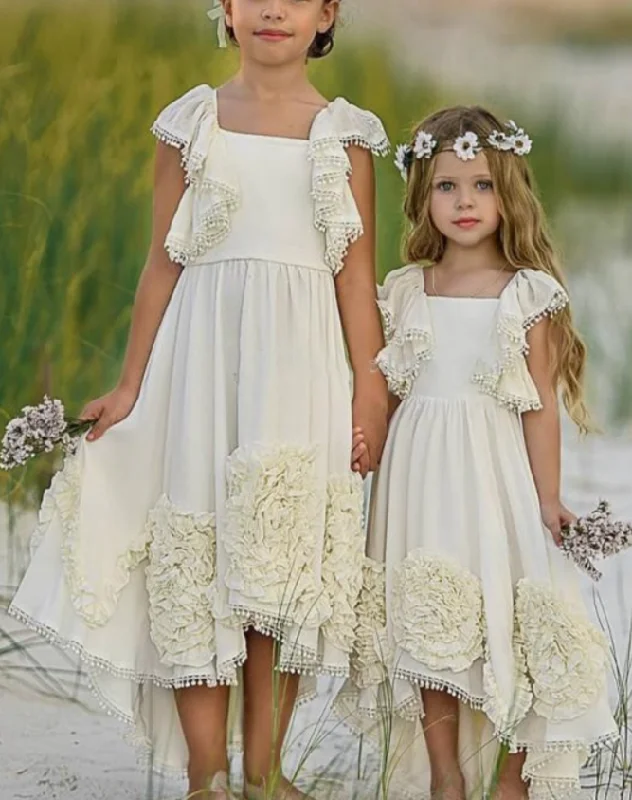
[394,120,533,181]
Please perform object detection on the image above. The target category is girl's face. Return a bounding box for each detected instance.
[226,0,337,65]
[429,150,501,249]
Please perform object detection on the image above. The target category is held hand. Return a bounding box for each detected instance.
[352,394,388,475]
[541,500,577,547]
[81,385,139,442]
[351,426,370,477]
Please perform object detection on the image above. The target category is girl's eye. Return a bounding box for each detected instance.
[437,181,454,192]
[477,180,493,191]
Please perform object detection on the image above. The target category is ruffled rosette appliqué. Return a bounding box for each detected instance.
[338,549,611,800]
[151,85,240,267]
[309,99,390,276]
[374,265,434,399]
[472,269,569,413]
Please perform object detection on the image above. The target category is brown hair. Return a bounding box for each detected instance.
[403,105,591,432]
[225,1,338,59]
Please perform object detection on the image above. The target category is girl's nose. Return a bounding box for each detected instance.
[262,2,285,21]
[456,189,475,209]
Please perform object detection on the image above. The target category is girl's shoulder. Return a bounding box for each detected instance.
[318,97,390,156]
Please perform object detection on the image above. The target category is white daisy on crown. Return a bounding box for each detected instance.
[394,117,533,180]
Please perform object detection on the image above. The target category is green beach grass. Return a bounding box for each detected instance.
[1,0,631,503]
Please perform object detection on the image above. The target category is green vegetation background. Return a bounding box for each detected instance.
[1,0,630,500]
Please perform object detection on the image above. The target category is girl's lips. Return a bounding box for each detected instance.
[454,219,480,229]
[255,30,292,42]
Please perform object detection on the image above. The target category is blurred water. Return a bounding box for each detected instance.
[355,0,632,150]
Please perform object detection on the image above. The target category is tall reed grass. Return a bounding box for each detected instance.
[1,0,631,503]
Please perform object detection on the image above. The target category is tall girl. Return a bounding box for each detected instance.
[10,1,389,797]
[341,106,617,800]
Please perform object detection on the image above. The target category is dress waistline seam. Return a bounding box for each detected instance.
[186,257,333,276]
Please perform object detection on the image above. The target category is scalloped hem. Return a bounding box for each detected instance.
[389,665,616,758]
[394,669,486,713]
[335,680,619,760]
[333,671,619,800]
[352,556,608,729]
[9,601,352,684]
[8,604,242,690]
[8,601,350,777]
[230,605,352,679]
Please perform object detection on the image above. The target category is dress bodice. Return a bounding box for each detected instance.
[207,133,327,270]
[376,265,570,413]
[411,298,500,400]
[151,85,390,275]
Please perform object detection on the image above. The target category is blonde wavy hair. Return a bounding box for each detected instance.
[403,105,591,432]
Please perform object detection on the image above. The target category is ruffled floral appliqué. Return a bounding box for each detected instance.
[391,551,484,672]
[145,495,217,668]
[349,558,389,689]
[223,444,331,634]
[320,474,366,653]
[348,552,608,732]
[375,265,434,399]
[515,579,608,721]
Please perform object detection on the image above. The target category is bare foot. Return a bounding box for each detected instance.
[431,770,466,800]
[188,771,240,800]
[493,774,529,800]
[245,775,314,800]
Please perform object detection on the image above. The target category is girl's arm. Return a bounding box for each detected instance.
[523,318,576,544]
[82,142,186,441]
[388,393,401,421]
[335,146,388,476]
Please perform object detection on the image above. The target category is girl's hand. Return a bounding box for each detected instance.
[541,500,576,547]
[352,426,370,476]
[81,385,139,442]
[352,394,388,477]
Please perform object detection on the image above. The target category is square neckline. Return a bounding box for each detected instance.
[421,266,519,301]
[212,85,338,144]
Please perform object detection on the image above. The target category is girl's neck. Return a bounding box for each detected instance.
[439,238,506,274]
[231,60,316,103]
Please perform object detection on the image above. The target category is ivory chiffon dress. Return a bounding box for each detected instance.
[336,265,618,799]
[9,84,390,773]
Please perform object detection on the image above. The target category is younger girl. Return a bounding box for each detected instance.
[340,107,617,799]
[10,1,389,798]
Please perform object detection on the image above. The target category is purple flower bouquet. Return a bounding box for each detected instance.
[1,397,93,471]
[561,501,632,581]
